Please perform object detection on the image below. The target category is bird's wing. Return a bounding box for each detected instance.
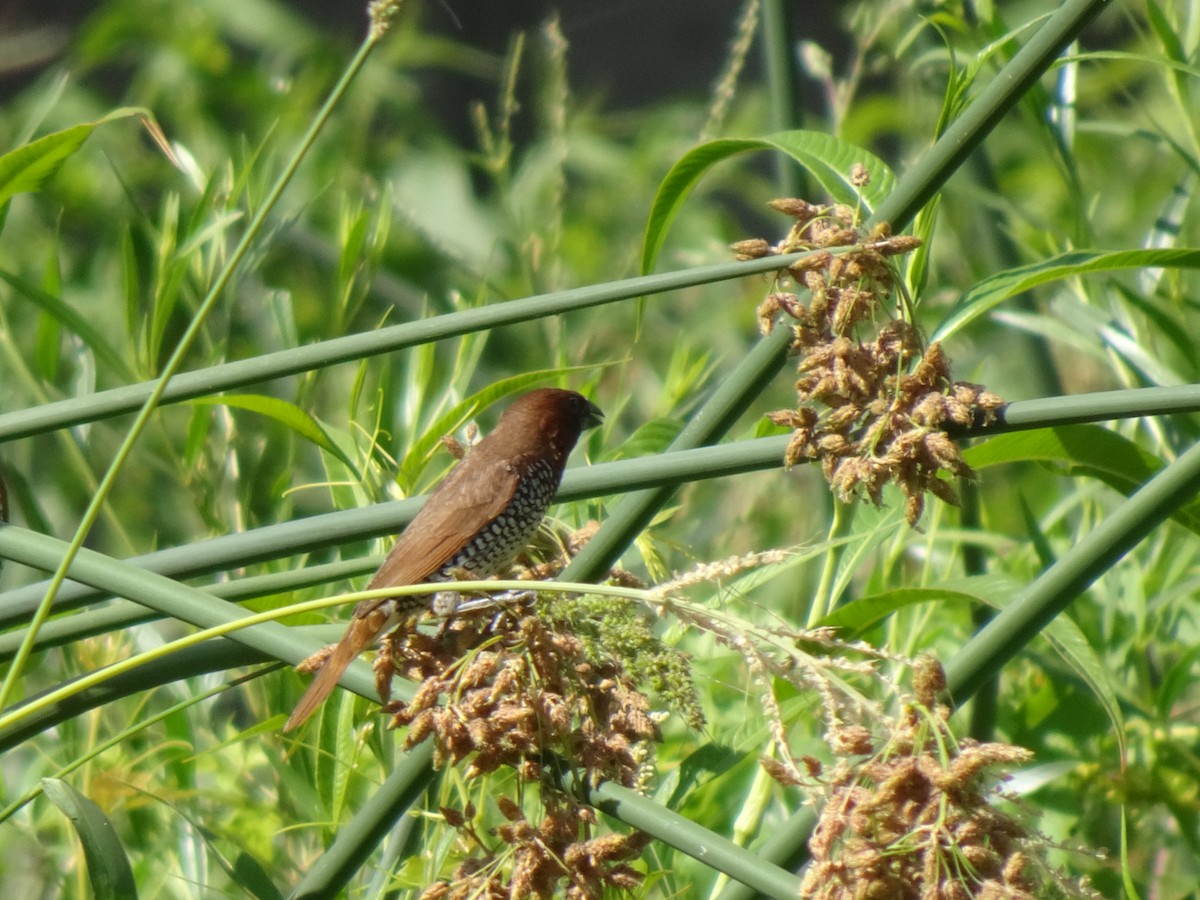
[284,451,524,731]
[359,448,526,598]
[283,390,602,731]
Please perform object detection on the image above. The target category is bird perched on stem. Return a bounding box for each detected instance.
[284,388,604,731]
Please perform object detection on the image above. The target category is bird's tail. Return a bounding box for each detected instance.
[283,611,386,731]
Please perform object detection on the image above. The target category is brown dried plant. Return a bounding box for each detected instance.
[646,576,1100,899]
[737,167,1004,524]
[758,655,1101,900]
[421,796,652,900]
[383,527,695,899]
[386,611,663,788]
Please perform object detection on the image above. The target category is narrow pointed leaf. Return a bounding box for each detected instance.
[42,778,138,900]
[642,131,896,273]
[0,108,146,208]
[934,248,1200,341]
[188,394,358,474]
[965,425,1200,534]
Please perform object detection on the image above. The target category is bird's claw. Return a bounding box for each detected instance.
[452,589,538,614]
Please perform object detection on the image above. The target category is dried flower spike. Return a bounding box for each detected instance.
[734,175,1004,525]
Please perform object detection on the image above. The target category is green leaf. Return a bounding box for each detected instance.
[964,425,1200,535]
[0,124,93,207]
[934,247,1200,341]
[42,778,138,900]
[0,108,147,209]
[659,742,751,810]
[820,576,1123,748]
[641,131,897,274]
[1157,643,1200,720]
[35,240,63,383]
[818,576,1020,636]
[1030,603,1125,764]
[231,852,285,900]
[763,131,897,212]
[964,424,1162,480]
[0,269,136,384]
[189,394,359,475]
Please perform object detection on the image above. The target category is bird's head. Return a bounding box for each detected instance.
[493,388,604,469]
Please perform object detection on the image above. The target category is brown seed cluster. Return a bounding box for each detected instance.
[387,613,661,784]
[774,656,1097,900]
[386,597,663,897]
[421,796,652,900]
[739,184,1004,524]
[358,525,677,896]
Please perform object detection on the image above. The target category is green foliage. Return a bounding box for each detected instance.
[2,0,1200,897]
[544,593,705,732]
[41,778,138,900]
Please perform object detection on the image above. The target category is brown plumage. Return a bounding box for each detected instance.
[284,388,604,731]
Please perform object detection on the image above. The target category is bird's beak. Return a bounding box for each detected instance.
[583,400,605,430]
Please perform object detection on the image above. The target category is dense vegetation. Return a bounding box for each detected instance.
[2,0,1199,896]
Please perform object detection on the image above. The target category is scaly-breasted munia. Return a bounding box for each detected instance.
[284,388,604,731]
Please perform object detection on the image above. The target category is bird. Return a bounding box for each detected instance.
[284,388,604,731]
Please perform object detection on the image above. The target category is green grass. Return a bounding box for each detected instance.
[3,0,1200,896]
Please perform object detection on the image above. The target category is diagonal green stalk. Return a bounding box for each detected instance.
[0,524,345,693]
[564,767,804,898]
[0,15,399,714]
[0,640,282,756]
[287,742,436,900]
[866,0,1109,230]
[7,383,1199,630]
[0,250,827,442]
[563,322,795,581]
[710,0,1113,894]
[0,561,367,660]
[944,435,1200,701]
